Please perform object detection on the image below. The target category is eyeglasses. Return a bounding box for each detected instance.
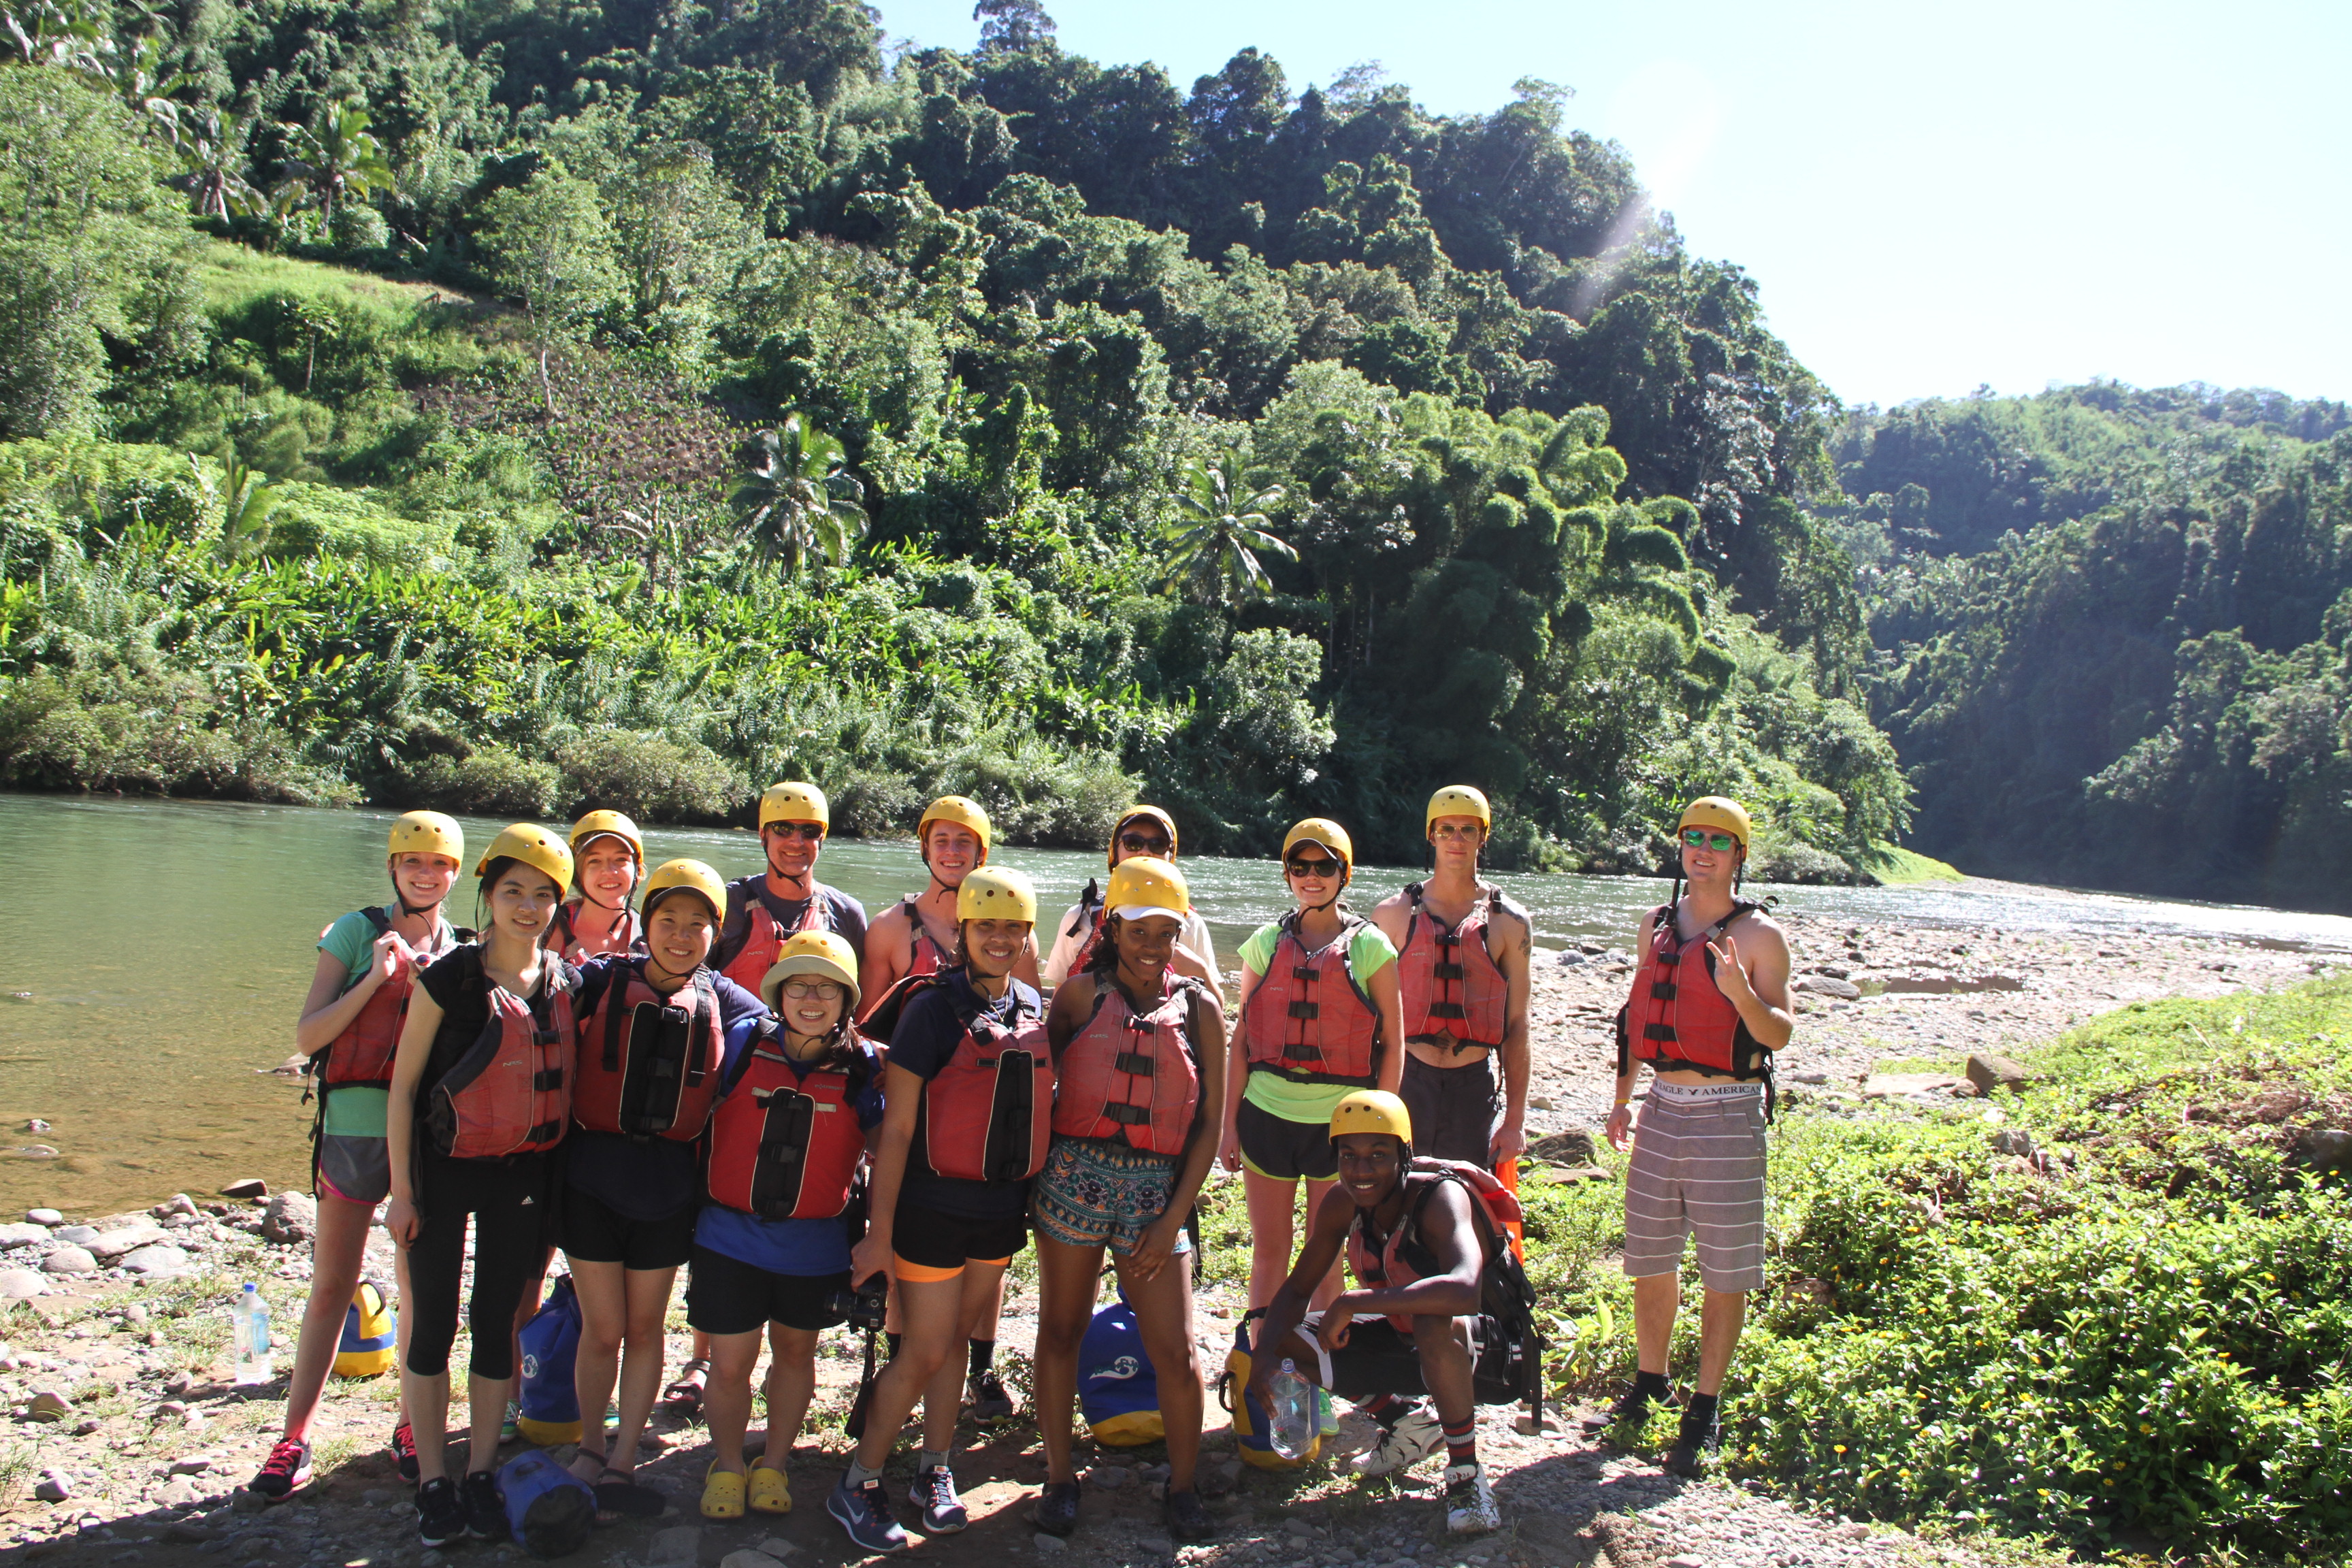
[1286,856,1342,879]
[1681,829,1739,853]
[781,980,843,1001]
[767,823,825,843]
[1117,833,1172,855]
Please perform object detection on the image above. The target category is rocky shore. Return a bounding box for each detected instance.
[5,909,2328,1568]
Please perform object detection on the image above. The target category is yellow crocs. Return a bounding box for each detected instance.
[700,1463,746,1521]
[747,1462,791,1516]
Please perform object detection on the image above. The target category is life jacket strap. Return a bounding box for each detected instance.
[532,1068,565,1091]
[1287,1000,1320,1019]
[1427,1001,1467,1019]
[1114,1051,1158,1077]
[1103,1102,1152,1126]
[526,1119,563,1145]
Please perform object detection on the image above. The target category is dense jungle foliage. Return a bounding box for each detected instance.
[1836,383,2352,910]
[0,0,1902,874]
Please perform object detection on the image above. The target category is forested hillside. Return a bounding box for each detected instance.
[1837,385,2352,910]
[0,0,1902,875]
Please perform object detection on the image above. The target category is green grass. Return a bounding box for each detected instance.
[189,238,462,316]
[1868,844,1968,884]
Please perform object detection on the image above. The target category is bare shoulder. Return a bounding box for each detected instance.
[1369,888,1411,936]
[1727,906,1789,958]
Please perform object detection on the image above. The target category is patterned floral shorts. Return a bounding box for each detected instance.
[1030,1137,1195,1258]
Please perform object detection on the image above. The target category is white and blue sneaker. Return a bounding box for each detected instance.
[827,1475,909,1554]
[908,1465,968,1534]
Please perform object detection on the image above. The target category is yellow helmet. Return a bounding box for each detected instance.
[1426,785,1492,833]
[1107,805,1180,868]
[475,823,573,892]
[956,864,1035,924]
[759,781,830,832]
[387,811,464,866]
[1330,1090,1413,1148]
[640,858,726,923]
[919,795,992,862]
[760,930,861,1015]
[1678,796,1752,851]
[1105,856,1190,922]
[568,809,644,866]
[1282,817,1354,873]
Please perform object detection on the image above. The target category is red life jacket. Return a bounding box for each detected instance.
[552,900,642,965]
[316,909,459,1092]
[1051,973,1207,1155]
[911,978,1054,1184]
[1617,900,1770,1080]
[717,883,835,993]
[1243,916,1379,1085]
[425,954,577,1159]
[571,962,724,1143]
[1344,1158,1524,1330]
[704,1028,872,1220]
[1397,883,1509,1049]
[898,895,951,979]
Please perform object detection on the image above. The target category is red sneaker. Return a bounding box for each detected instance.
[391,1422,419,1482]
[247,1437,312,1501]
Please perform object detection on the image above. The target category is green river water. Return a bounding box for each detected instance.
[4,792,2346,1215]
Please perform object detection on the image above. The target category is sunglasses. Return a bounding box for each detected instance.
[766,822,825,842]
[1118,832,1172,855]
[1681,829,1740,853]
[1286,856,1342,879]
[781,980,843,1001]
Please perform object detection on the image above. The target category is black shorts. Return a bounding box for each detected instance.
[1237,1098,1339,1181]
[890,1202,1028,1279]
[685,1245,850,1336]
[559,1186,697,1272]
[1400,1053,1503,1166]
[1298,1313,1521,1405]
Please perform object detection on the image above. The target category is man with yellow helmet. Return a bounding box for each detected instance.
[1371,787,1535,1175]
[1040,806,1219,998]
[1243,1091,1507,1536]
[861,795,1039,1013]
[1601,796,1793,1477]
[711,783,869,998]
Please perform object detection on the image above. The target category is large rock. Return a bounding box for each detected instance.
[88,1223,168,1259]
[2298,1127,2352,1168]
[53,1225,97,1245]
[0,1269,44,1298]
[647,1524,701,1565]
[24,1208,63,1226]
[1965,1054,2032,1096]
[43,1245,97,1275]
[720,1552,785,1568]
[1862,1073,1972,1100]
[0,1223,50,1248]
[218,1179,267,1200]
[261,1192,316,1245]
[1795,975,1862,999]
[118,1245,191,1276]
[1529,1130,1599,1164]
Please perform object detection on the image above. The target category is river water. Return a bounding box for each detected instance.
[4,793,2347,1214]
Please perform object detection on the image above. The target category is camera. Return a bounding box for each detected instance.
[826,1277,888,1331]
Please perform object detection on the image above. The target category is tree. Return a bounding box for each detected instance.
[731,414,870,580]
[215,454,279,559]
[278,99,390,220]
[169,106,257,220]
[476,169,622,417]
[975,0,1055,52]
[1159,448,1294,604]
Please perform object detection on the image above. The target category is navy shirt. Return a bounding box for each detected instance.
[693,1034,887,1277]
[563,958,768,1223]
[889,970,1043,1222]
[711,877,869,972]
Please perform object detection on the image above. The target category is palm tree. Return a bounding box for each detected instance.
[731,415,868,580]
[278,99,389,220]
[216,455,278,561]
[1158,448,1294,605]
[171,106,257,220]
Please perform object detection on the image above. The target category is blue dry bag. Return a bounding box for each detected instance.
[498,1450,595,1558]
[1079,1298,1163,1446]
[516,1274,583,1445]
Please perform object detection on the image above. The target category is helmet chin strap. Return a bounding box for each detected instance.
[390,866,440,921]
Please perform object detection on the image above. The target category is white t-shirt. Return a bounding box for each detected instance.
[1041,900,1219,989]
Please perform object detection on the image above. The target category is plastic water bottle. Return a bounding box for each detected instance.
[1268,1358,1316,1459]
[231,1284,272,1386]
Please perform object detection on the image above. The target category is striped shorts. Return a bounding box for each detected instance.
[1621,1082,1767,1293]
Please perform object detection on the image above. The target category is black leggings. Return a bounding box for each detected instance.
[404,1150,553,1380]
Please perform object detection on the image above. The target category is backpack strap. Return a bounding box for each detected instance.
[1066,879,1101,939]
[361,906,392,936]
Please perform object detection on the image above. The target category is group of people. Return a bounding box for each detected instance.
[244,779,1793,1553]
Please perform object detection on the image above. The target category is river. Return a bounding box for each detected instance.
[4,792,2347,1215]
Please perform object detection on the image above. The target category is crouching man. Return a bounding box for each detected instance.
[1245,1091,1516,1536]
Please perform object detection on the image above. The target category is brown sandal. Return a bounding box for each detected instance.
[660,1357,710,1414]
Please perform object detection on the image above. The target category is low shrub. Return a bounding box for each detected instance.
[404,747,563,817]
[555,729,744,823]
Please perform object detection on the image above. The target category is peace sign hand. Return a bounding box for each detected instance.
[1707,935,1755,1007]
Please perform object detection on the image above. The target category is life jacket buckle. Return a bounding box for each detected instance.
[1113,1051,1158,1077]
[1287,1000,1320,1019]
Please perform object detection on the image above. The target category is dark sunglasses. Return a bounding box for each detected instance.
[1681,829,1739,853]
[1286,856,1342,878]
[1118,832,1172,855]
[767,822,825,843]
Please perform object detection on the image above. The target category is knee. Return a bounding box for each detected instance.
[1411,1316,1471,1357]
[1032,1315,1087,1360]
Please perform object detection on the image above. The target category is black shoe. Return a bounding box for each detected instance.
[1163,1489,1215,1542]
[415,1477,466,1548]
[461,1468,509,1541]
[1585,1380,1667,1432]
[1031,1480,1080,1537]
[1665,1414,1718,1477]
[967,1365,1015,1421]
[391,1422,419,1484]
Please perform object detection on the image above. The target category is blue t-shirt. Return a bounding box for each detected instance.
[889,970,1045,1222]
[693,1032,887,1277]
[563,959,768,1222]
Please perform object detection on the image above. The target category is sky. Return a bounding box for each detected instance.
[872,0,2352,411]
